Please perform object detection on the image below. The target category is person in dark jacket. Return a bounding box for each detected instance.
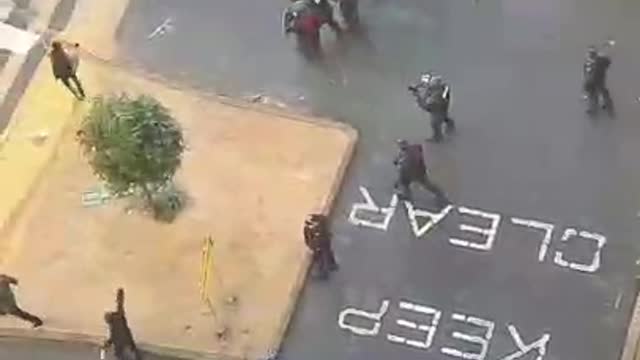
[409,74,455,142]
[0,274,43,328]
[283,0,325,60]
[49,41,85,100]
[102,288,142,360]
[583,46,613,115]
[312,0,343,35]
[304,214,338,279]
[338,0,360,31]
[393,140,449,206]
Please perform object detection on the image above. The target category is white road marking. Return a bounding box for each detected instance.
[449,207,501,251]
[500,324,550,360]
[614,292,623,309]
[387,301,441,349]
[147,17,173,40]
[553,228,606,273]
[441,313,495,360]
[405,202,453,237]
[338,300,390,336]
[338,297,553,358]
[347,185,609,275]
[0,22,39,54]
[510,217,554,262]
[348,186,399,231]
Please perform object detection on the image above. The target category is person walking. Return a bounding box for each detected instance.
[409,73,455,142]
[583,45,613,116]
[393,139,449,207]
[0,274,43,328]
[304,213,338,280]
[102,288,142,360]
[49,41,86,100]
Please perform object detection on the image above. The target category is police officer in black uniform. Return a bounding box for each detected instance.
[393,140,449,207]
[102,288,142,360]
[583,46,613,115]
[304,214,338,280]
[409,74,455,143]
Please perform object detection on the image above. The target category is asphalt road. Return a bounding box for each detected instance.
[4,0,640,359]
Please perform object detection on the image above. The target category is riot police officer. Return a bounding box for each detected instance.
[304,214,338,279]
[409,73,455,142]
[393,140,449,207]
[583,46,613,115]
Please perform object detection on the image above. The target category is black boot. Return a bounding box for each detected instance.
[445,117,456,133]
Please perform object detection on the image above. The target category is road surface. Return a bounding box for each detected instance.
[4,0,640,358]
[115,1,640,360]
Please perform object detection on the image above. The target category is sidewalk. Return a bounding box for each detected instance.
[0,0,70,125]
[0,44,356,360]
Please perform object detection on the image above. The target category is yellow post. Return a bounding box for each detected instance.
[200,236,214,305]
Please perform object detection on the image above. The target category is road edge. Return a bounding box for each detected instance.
[0,326,238,360]
[0,57,359,360]
[620,281,640,360]
[264,110,358,360]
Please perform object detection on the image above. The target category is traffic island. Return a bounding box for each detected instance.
[0,54,357,360]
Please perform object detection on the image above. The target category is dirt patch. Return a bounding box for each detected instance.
[0,59,355,359]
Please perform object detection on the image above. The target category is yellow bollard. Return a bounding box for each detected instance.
[200,236,214,306]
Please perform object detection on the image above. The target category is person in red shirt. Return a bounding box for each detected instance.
[295,13,323,57]
[283,0,328,60]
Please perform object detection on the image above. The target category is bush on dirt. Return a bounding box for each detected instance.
[77,93,186,222]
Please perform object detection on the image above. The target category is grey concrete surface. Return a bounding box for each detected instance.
[3,0,640,359]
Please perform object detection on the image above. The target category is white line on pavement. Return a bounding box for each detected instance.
[0,21,39,55]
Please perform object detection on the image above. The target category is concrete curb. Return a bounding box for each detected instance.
[263,108,358,360]
[0,50,360,360]
[0,327,239,360]
[620,279,640,360]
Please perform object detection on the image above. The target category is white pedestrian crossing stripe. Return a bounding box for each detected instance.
[0,21,39,54]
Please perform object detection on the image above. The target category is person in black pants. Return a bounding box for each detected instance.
[102,288,142,360]
[49,41,86,100]
[583,46,613,116]
[0,274,43,328]
[304,214,338,280]
[393,140,449,207]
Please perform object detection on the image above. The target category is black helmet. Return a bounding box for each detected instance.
[396,139,409,149]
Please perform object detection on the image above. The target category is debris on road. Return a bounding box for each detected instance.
[245,93,289,108]
[248,93,264,103]
[81,185,111,207]
[147,17,174,40]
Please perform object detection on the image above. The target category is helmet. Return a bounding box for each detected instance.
[420,73,432,83]
[430,76,443,86]
[305,213,324,225]
[396,139,409,149]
